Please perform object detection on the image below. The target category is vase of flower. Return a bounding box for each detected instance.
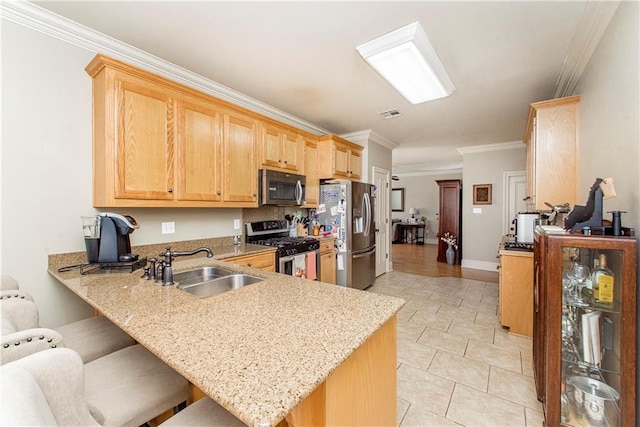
[440,232,458,265]
[446,244,455,265]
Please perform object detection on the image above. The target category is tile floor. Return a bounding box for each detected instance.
[368,271,543,427]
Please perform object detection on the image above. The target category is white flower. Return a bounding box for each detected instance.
[440,232,458,249]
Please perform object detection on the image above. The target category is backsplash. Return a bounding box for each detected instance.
[242,206,309,224]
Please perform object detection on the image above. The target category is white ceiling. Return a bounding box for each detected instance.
[34,1,589,174]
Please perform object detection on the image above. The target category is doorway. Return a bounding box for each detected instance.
[373,167,390,276]
[503,171,527,235]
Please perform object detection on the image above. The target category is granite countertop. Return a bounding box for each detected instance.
[48,239,405,427]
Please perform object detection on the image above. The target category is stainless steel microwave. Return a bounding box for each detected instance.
[259,169,306,206]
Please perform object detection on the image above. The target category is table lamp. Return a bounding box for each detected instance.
[409,208,418,220]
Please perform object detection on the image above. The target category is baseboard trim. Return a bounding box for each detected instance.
[461,259,498,272]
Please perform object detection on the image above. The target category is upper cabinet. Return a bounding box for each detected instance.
[176,99,222,202]
[221,110,259,203]
[259,123,304,173]
[86,54,259,207]
[302,135,319,207]
[523,95,579,211]
[318,135,363,181]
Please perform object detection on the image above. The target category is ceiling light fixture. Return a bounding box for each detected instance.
[356,21,455,104]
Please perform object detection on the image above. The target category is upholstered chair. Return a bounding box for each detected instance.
[1,348,245,427]
[0,275,135,364]
[1,280,192,426]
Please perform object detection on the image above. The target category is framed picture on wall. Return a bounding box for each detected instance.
[473,184,492,205]
[391,188,405,211]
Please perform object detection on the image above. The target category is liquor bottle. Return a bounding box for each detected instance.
[592,254,614,307]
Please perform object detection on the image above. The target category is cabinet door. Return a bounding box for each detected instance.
[500,252,533,337]
[320,251,336,284]
[333,142,350,178]
[222,111,258,203]
[303,137,319,207]
[348,148,362,180]
[534,102,578,209]
[282,130,303,172]
[115,77,175,200]
[260,124,282,169]
[176,100,222,201]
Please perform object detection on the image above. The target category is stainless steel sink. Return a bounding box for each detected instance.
[176,270,264,297]
[173,267,236,287]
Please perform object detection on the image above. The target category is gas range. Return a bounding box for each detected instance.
[246,221,320,256]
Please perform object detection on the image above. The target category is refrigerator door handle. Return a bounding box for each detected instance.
[363,193,371,237]
[352,247,375,259]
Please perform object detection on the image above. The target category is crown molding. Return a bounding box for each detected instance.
[456,140,524,155]
[340,129,398,150]
[1,0,331,136]
[393,169,463,178]
[554,1,621,98]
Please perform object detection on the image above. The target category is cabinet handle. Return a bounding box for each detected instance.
[284,160,287,164]
[253,193,257,197]
[278,159,282,163]
[247,262,252,267]
[216,191,221,195]
[167,188,173,193]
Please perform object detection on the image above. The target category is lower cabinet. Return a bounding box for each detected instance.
[226,251,275,272]
[498,249,533,337]
[319,239,336,285]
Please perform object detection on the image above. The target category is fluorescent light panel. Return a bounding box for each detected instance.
[357,21,455,104]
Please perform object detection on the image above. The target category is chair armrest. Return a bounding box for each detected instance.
[1,328,64,365]
[0,289,34,302]
[1,347,99,426]
[0,296,39,333]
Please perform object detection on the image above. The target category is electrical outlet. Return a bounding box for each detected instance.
[161,222,175,234]
[233,219,241,230]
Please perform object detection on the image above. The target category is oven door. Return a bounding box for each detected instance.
[279,250,319,279]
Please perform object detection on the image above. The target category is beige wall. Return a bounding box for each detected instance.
[1,22,242,327]
[461,148,526,268]
[572,1,639,414]
[573,1,639,232]
[392,172,463,242]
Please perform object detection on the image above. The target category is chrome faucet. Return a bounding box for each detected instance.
[157,247,213,286]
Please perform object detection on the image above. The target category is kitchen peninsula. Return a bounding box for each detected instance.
[48,243,404,427]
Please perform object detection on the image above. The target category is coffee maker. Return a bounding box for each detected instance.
[82,213,142,266]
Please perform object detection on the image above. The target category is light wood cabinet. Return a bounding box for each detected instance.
[302,135,319,207]
[260,123,303,173]
[498,249,533,337]
[523,96,579,211]
[86,54,259,208]
[176,99,222,201]
[221,110,259,203]
[319,239,336,284]
[106,71,176,202]
[225,250,275,272]
[318,135,363,181]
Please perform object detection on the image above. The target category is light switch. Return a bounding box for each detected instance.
[473,208,482,214]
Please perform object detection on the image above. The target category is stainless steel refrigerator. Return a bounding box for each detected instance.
[319,181,375,290]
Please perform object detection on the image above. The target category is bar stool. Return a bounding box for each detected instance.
[0,275,135,364]
[1,348,244,426]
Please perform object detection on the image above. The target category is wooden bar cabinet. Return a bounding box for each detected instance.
[533,227,636,426]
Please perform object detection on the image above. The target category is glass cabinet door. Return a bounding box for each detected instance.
[559,246,622,426]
